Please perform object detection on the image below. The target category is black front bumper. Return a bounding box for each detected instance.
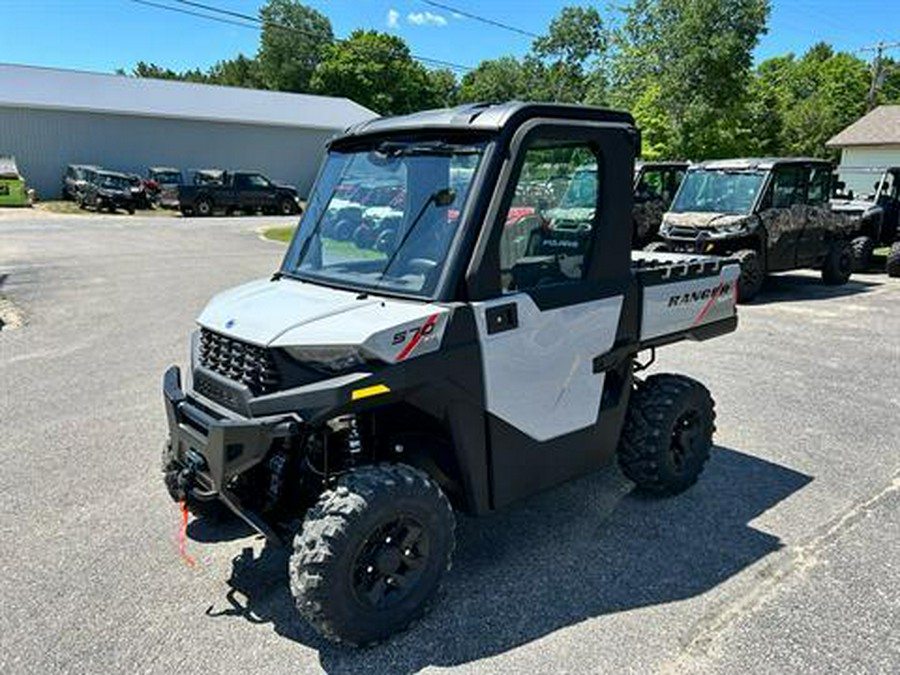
[163,365,299,542]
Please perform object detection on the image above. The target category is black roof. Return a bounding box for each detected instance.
[337,102,635,144]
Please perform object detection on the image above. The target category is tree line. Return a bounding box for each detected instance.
[123,0,900,160]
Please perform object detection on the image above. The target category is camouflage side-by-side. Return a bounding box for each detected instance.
[654,158,855,301]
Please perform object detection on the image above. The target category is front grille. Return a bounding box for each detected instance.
[668,226,699,239]
[198,329,280,395]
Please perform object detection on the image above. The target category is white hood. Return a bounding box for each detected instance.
[197,278,450,361]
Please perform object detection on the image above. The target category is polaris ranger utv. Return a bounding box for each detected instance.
[651,158,854,301]
[830,166,900,276]
[162,102,740,646]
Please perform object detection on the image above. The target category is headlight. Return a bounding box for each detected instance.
[283,345,366,373]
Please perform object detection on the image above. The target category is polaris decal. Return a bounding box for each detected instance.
[668,282,733,307]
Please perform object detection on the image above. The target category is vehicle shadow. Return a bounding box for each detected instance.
[751,273,883,304]
[201,447,812,670]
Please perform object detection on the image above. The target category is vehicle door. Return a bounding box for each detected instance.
[877,171,900,243]
[467,121,635,507]
[796,164,833,266]
[758,165,807,271]
[633,167,667,243]
[239,173,274,211]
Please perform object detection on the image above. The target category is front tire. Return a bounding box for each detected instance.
[850,235,875,272]
[887,242,900,278]
[618,374,715,496]
[734,249,764,302]
[822,240,853,285]
[290,463,455,647]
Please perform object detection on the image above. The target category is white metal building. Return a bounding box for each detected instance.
[827,105,900,192]
[0,63,377,199]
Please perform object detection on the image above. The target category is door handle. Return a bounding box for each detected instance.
[486,303,518,335]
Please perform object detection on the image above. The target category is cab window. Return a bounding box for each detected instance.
[807,166,831,205]
[764,166,806,209]
[497,140,600,293]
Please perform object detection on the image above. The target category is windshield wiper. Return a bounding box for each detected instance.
[376,187,456,286]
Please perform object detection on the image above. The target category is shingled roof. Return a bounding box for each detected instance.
[826,105,900,148]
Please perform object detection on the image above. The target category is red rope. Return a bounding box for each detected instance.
[178,500,196,567]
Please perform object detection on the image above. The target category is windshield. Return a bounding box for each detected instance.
[557,167,597,209]
[670,169,766,214]
[98,175,128,189]
[832,169,891,201]
[153,171,183,184]
[282,139,485,298]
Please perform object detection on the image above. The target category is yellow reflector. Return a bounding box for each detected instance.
[351,384,391,401]
[705,243,714,252]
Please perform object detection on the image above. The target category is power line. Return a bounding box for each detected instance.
[419,0,540,39]
[859,41,900,110]
[129,0,257,30]
[165,0,474,72]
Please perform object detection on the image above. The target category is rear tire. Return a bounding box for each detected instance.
[278,197,297,216]
[195,198,213,217]
[734,249,764,302]
[850,235,875,272]
[822,240,853,285]
[887,242,900,278]
[618,374,715,496]
[290,463,455,647]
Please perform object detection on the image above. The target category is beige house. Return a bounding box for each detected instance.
[827,105,900,193]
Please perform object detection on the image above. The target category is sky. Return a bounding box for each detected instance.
[1,0,898,78]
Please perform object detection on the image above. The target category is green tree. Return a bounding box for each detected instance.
[532,6,607,102]
[427,68,460,108]
[611,0,770,158]
[257,0,333,92]
[458,57,530,103]
[128,61,210,83]
[207,54,264,88]
[310,30,440,115]
[751,44,870,157]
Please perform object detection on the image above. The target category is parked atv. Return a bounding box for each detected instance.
[162,102,741,646]
[651,158,854,301]
[830,166,900,276]
[633,161,688,247]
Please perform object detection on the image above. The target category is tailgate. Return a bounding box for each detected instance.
[635,251,740,344]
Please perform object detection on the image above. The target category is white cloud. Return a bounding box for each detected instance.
[452,12,463,19]
[387,8,400,28]
[407,11,447,26]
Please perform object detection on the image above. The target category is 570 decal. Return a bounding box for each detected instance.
[392,313,440,362]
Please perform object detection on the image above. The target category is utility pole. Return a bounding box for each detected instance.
[860,41,900,111]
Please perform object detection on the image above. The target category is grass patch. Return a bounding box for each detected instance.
[260,226,385,261]
[262,225,297,242]
[33,201,177,217]
[34,200,83,215]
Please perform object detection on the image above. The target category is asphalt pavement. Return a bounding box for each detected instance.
[1,210,898,674]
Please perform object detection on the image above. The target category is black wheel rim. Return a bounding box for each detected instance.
[670,410,702,474]
[281,201,291,215]
[351,515,429,611]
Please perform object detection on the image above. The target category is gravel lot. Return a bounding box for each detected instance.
[1,211,898,674]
